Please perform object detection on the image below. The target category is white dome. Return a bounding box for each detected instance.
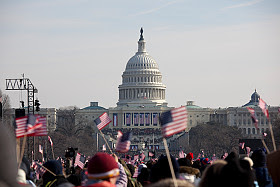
[125,54,159,71]
[117,28,167,107]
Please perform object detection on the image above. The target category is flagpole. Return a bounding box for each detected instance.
[51,146,55,160]
[99,129,113,154]
[256,127,270,153]
[268,120,276,151]
[18,135,27,168]
[163,138,178,187]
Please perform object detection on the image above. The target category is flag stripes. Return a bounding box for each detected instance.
[16,115,47,138]
[94,112,111,130]
[160,106,188,138]
[259,98,269,119]
[116,131,131,153]
[48,136,53,147]
[74,153,86,169]
[247,107,259,129]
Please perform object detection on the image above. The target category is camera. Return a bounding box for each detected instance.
[65,147,78,158]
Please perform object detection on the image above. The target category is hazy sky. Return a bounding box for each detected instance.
[1,0,279,109]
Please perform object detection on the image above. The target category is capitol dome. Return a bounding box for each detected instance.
[117,28,167,107]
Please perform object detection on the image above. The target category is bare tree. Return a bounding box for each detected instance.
[187,122,242,158]
[47,106,96,158]
[0,89,12,128]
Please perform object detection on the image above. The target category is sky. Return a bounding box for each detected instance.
[0,0,280,109]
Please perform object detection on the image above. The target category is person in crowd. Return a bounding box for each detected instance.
[67,166,82,186]
[17,157,36,186]
[220,152,254,187]
[0,122,31,187]
[251,148,273,187]
[266,149,280,187]
[81,152,120,187]
[41,160,74,187]
[179,165,200,184]
[149,154,193,186]
[199,160,227,187]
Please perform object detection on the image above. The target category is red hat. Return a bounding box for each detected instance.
[186,153,194,160]
[87,152,119,179]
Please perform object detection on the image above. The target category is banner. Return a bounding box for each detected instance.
[140,113,144,126]
[145,113,150,126]
[153,113,158,126]
[126,113,131,126]
[134,113,139,126]
[113,113,118,126]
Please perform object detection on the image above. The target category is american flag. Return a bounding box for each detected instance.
[239,142,245,149]
[140,152,145,161]
[39,144,43,154]
[15,115,47,138]
[102,144,106,151]
[148,152,154,157]
[113,113,118,126]
[134,113,139,124]
[179,150,184,158]
[259,98,269,119]
[247,107,259,129]
[159,106,188,138]
[153,113,158,125]
[74,153,86,169]
[140,113,144,125]
[33,161,46,179]
[116,131,132,153]
[48,136,53,147]
[94,112,111,130]
[246,147,251,157]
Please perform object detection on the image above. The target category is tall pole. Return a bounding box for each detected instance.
[153,133,155,153]
[96,133,98,152]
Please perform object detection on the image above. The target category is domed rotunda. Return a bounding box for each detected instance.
[117,28,167,107]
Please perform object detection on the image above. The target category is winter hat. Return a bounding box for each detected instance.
[138,164,147,175]
[43,160,63,175]
[202,158,210,165]
[243,157,253,168]
[87,152,119,179]
[186,153,194,161]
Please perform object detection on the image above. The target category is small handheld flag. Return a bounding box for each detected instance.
[160,106,188,138]
[247,107,259,129]
[140,152,145,161]
[16,115,48,138]
[39,144,43,154]
[259,98,269,119]
[148,152,154,157]
[74,153,86,169]
[48,136,53,147]
[94,112,112,130]
[102,144,106,151]
[239,142,245,150]
[116,131,132,153]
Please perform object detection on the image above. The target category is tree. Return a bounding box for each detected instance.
[186,122,242,158]
[47,106,96,158]
[265,116,280,151]
[0,89,12,128]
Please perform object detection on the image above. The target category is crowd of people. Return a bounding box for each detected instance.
[1,124,280,187]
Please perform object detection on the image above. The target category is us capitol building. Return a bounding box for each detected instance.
[6,28,280,153]
[75,28,279,152]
